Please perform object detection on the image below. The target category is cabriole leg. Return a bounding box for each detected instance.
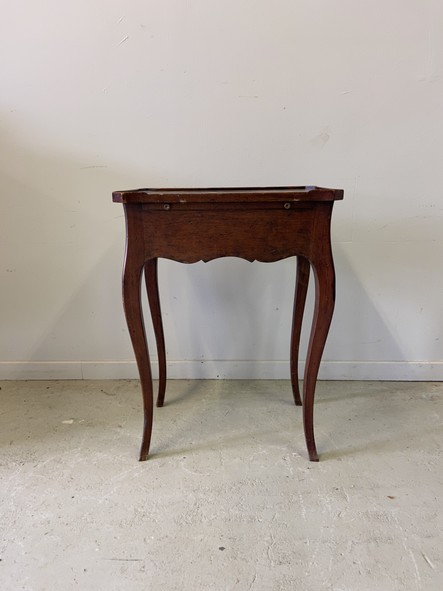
[303,254,336,461]
[144,258,167,407]
[290,255,310,406]
[123,252,154,461]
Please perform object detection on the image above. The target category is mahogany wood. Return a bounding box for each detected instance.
[114,186,343,462]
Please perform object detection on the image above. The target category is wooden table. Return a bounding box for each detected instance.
[113,186,344,461]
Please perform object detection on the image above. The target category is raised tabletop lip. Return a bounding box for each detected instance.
[112,186,344,203]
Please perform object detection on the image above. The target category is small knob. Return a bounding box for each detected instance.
[283,202,291,209]
[163,203,171,210]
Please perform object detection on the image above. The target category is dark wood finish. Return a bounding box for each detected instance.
[290,256,310,406]
[114,186,343,462]
[144,259,166,408]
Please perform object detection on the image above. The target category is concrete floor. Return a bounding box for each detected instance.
[0,380,442,591]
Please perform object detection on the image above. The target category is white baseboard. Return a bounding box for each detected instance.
[0,360,442,380]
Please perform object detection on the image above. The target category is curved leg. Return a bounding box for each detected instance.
[144,258,167,407]
[290,256,310,406]
[303,254,336,461]
[123,252,154,461]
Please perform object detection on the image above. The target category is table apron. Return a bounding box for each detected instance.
[124,202,333,263]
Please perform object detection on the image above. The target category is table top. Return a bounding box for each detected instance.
[112,186,344,204]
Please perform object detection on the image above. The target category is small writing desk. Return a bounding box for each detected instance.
[113,186,344,461]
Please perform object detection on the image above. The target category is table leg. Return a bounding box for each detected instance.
[303,254,336,461]
[290,256,310,406]
[123,252,154,461]
[144,258,167,407]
